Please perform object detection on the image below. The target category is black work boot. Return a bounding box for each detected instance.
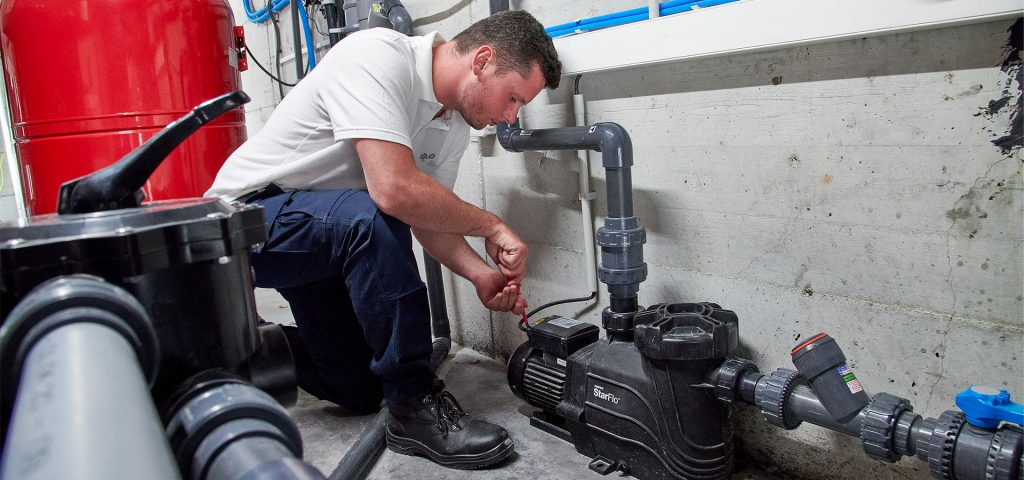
[385,381,514,469]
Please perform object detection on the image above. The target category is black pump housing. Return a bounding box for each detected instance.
[508,303,738,480]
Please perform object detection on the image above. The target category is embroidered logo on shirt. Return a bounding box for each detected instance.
[418,152,438,167]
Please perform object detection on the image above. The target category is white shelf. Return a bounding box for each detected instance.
[553,0,1023,75]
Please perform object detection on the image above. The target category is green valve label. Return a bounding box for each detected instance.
[836,364,864,394]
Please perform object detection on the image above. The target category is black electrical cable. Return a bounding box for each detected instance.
[308,1,327,37]
[518,291,597,332]
[527,291,597,319]
[574,74,583,95]
[245,1,311,91]
[247,48,299,87]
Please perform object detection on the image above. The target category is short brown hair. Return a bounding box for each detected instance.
[452,11,561,89]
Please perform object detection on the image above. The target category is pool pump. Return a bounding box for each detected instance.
[498,121,1024,480]
[508,303,739,479]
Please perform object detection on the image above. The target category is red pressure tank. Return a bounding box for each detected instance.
[1,0,247,215]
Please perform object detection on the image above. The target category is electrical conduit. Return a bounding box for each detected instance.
[573,85,600,303]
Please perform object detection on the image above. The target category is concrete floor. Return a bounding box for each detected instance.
[256,288,785,480]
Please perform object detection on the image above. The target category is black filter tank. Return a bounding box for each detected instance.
[0,92,295,433]
[0,198,266,396]
[508,303,739,480]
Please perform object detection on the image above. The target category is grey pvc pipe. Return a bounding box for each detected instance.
[381,0,413,35]
[423,252,450,339]
[0,321,179,480]
[489,0,510,14]
[785,383,865,437]
[322,0,342,45]
[739,370,864,436]
[497,122,643,315]
[291,0,304,79]
[327,410,387,480]
[498,123,635,218]
[205,433,325,480]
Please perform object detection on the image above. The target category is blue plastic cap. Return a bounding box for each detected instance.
[955,386,1024,429]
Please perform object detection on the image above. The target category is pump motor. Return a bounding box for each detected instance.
[508,303,738,480]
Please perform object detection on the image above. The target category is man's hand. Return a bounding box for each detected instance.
[474,270,527,315]
[484,224,529,286]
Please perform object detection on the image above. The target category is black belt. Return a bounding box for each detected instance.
[234,183,284,204]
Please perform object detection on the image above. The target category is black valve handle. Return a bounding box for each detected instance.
[57,90,250,215]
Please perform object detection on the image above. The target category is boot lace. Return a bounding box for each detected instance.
[427,390,467,436]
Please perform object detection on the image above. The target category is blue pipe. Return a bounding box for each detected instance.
[298,2,317,69]
[243,0,317,70]
[546,0,698,34]
[546,0,737,38]
[243,0,288,22]
[546,0,709,36]
[547,11,649,37]
[663,0,737,15]
[546,6,648,32]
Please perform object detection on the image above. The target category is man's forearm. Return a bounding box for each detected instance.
[383,170,503,238]
[412,227,490,282]
[356,138,528,284]
[356,138,502,238]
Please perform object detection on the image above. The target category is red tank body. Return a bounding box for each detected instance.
[1,0,247,215]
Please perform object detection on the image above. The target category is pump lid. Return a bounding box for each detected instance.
[634,302,738,360]
[955,386,1024,429]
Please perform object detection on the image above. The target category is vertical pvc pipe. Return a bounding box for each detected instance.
[322,0,343,45]
[291,0,304,80]
[649,0,660,18]
[573,94,599,295]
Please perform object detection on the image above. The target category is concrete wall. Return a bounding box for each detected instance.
[225,2,1024,479]
[0,156,16,220]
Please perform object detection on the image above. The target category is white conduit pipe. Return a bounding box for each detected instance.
[648,0,660,19]
[573,93,599,296]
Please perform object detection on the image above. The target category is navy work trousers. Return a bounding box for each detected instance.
[248,188,435,411]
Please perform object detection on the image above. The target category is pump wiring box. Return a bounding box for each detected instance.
[527,316,600,358]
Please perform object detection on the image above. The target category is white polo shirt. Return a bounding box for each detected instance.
[205,29,469,200]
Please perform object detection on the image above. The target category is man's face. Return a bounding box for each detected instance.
[460,61,546,130]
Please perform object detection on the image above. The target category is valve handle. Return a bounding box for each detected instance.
[955,386,1024,429]
[57,90,250,215]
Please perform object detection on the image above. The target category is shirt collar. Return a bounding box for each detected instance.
[411,32,444,107]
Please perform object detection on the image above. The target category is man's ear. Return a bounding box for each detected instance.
[471,45,494,76]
